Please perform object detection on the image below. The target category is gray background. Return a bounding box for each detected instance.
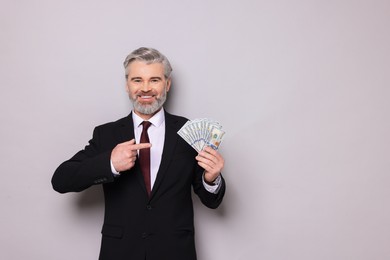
[1,0,389,259]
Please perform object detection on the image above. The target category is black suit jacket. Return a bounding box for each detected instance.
[52,111,226,260]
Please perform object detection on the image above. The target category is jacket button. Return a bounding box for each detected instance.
[146,205,152,210]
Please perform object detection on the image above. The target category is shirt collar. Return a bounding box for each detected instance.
[132,108,165,128]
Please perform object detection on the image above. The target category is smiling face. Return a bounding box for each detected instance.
[126,60,171,119]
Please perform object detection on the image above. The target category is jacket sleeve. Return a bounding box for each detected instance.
[51,126,115,193]
[192,165,226,209]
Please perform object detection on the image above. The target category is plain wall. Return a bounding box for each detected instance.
[1,0,389,259]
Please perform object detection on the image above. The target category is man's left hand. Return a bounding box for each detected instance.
[196,146,224,183]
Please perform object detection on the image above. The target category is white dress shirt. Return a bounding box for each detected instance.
[111,108,221,193]
[132,108,165,189]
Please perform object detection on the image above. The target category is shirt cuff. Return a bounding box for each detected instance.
[110,160,120,176]
[202,174,222,194]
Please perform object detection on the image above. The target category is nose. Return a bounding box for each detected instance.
[141,82,151,92]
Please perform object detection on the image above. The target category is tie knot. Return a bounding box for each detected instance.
[142,121,152,131]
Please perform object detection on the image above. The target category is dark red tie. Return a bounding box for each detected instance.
[139,121,152,196]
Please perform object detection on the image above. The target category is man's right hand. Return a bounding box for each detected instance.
[110,139,151,172]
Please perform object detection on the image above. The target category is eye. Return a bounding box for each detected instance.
[150,78,161,83]
[132,78,142,83]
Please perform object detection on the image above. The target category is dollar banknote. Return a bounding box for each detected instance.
[177,118,225,152]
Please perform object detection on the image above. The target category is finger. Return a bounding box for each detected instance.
[203,146,218,155]
[204,147,224,162]
[127,154,136,162]
[196,154,216,167]
[197,161,216,174]
[130,150,138,157]
[131,143,152,151]
[198,150,217,162]
[201,147,221,159]
[197,161,211,170]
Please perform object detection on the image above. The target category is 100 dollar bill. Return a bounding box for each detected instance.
[177,118,225,152]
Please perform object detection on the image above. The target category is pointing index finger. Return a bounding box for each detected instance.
[132,143,152,151]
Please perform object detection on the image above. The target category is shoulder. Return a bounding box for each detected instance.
[164,111,189,127]
[94,114,132,130]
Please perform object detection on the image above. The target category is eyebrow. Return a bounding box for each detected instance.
[130,76,163,80]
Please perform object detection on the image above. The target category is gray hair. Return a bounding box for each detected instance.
[123,47,173,79]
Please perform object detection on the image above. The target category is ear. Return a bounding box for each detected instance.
[166,78,172,92]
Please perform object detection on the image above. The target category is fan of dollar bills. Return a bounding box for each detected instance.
[177,118,225,152]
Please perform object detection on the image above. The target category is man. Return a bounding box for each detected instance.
[52,47,226,260]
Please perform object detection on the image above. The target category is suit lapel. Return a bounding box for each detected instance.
[150,112,181,199]
[117,113,135,143]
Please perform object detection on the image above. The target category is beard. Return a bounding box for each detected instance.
[130,89,167,115]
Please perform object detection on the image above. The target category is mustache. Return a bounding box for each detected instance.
[135,90,157,96]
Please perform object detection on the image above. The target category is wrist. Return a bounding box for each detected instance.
[204,174,220,186]
[204,178,216,186]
